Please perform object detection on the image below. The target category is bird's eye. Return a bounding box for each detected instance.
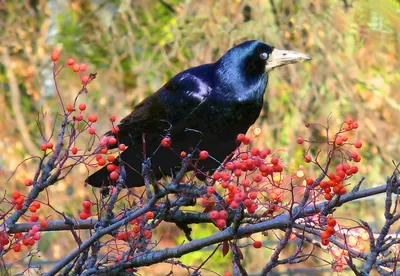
[260,52,269,60]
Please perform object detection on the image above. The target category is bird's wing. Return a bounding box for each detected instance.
[107,64,214,147]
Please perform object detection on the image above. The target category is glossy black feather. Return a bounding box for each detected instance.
[87,40,274,188]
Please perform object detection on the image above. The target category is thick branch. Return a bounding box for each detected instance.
[81,182,389,275]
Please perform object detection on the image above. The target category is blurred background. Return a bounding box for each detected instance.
[0,0,399,275]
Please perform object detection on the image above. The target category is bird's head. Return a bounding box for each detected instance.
[221,40,311,75]
[215,40,311,100]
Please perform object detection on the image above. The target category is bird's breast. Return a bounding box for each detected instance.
[180,99,263,139]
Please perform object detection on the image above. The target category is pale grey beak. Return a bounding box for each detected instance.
[265,48,312,72]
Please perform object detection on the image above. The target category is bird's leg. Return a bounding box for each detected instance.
[142,158,153,199]
[232,203,244,236]
[142,133,147,160]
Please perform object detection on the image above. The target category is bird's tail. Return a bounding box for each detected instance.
[86,164,111,188]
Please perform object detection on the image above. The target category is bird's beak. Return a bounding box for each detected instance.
[265,48,312,72]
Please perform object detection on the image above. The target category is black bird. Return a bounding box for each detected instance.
[87,40,311,188]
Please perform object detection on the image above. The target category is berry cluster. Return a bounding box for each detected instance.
[300,118,363,200]
[79,200,92,220]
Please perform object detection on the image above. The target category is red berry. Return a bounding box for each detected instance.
[79,63,87,71]
[230,201,239,209]
[145,211,154,220]
[253,174,263,183]
[209,211,219,220]
[259,148,271,159]
[351,166,358,174]
[41,144,47,151]
[335,136,343,145]
[72,64,80,72]
[66,104,74,112]
[273,164,283,173]
[40,220,48,228]
[240,153,248,160]
[250,147,260,156]
[66,58,75,66]
[71,147,78,154]
[306,178,314,185]
[88,127,96,135]
[241,179,250,187]
[76,114,83,121]
[81,75,89,84]
[25,179,33,186]
[212,171,221,181]
[11,191,21,199]
[143,230,152,239]
[350,152,358,160]
[304,155,312,163]
[88,114,98,123]
[207,186,216,194]
[161,137,171,148]
[98,158,106,166]
[51,51,60,61]
[354,141,362,148]
[237,133,245,142]
[271,157,279,165]
[13,243,21,252]
[180,151,187,158]
[30,214,39,222]
[109,115,116,122]
[103,124,114,134]
[321,239,330,246]
[219,210,228,219]
[297,137,304,144]
[33,233,40,241]
[353,155,361,163]
[83,200,91,208]
[326,226,336,234]
[328,218,337,226]
[225,162,234,171]
[12,191,21,199]
[16,196,24,205]
[233,169,242,177]
[107,164,117,172]
[253,240,262,248]
[119,144,126,151]
[249,191,257,200]
[216,219,226,228]
[199,150,209,160]
[80,212,89,220]
[46,142,53,149]
[110,171,119,180]
[78,103,86,111]
[320,231,331,239]
[344,123,353,131]
[108,137,117,145]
